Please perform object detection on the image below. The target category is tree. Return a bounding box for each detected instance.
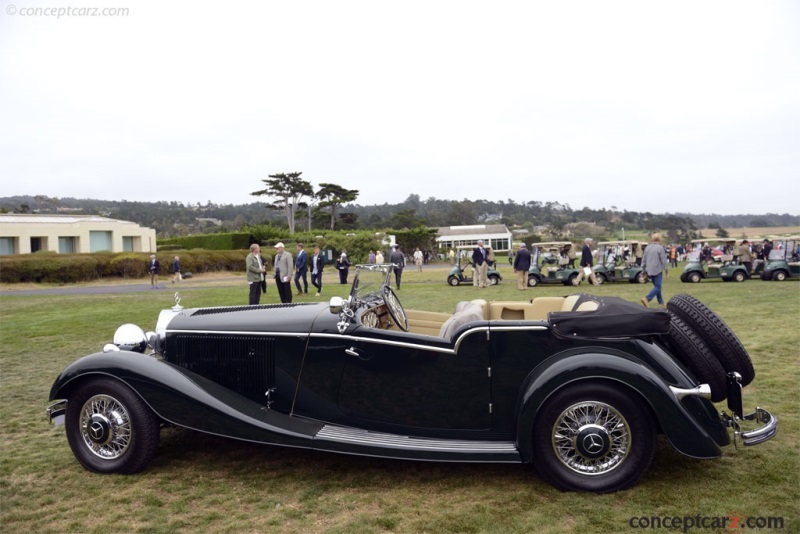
[316,183,359,230]
[251,172,313,234]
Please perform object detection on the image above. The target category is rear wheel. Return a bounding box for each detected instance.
[568,274,579,286]
[65,377,160,474]
[635,271,648,284]
[667,294,754,386]
[665,312,727,401]
[594,273,606,285]
[532,382,655,493]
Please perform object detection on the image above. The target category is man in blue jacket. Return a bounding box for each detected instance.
[294,243,308,296]
[513,243,531,290]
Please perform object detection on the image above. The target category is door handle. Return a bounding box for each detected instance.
[345,347,360,357]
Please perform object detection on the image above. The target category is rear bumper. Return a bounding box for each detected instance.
[722,373,778,447]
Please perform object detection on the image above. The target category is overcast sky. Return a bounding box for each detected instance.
[1,1,798,216]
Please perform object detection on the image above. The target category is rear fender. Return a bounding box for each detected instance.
[515,351,724,462]
[49,351,320,447]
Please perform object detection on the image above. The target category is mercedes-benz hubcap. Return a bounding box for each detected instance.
[79,395,132,460]
[552,401,630,475]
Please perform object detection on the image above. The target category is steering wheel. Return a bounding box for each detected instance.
[383,286,408,332]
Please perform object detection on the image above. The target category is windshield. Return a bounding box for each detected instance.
[350,264,392,301]
[686,251,701,262]
[767,249,786,261]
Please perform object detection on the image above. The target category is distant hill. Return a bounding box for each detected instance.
[1,194,797,239]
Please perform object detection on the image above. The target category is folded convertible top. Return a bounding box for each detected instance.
[548,294,670,338]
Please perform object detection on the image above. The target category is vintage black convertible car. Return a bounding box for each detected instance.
[46,264,777,493]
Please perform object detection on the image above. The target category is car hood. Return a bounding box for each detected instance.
[164,302,337,335]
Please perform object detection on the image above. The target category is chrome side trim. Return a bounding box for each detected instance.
[166,324,549,355]
[316,425,518,453]
[669,383,712,401]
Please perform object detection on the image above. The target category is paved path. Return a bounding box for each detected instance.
[0,276,243,296]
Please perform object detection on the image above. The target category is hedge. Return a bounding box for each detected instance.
[157,233,252,251]
[0,250,249,284]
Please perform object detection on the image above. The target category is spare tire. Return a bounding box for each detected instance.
[667,294,755,386]
[664,312,727,402]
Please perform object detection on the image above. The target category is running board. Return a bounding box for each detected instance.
[314,425,521,463]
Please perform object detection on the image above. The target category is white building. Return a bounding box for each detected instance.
[434,224,513,252]
[0,214,157,255]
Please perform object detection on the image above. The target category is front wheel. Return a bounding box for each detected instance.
[635,271,648,284]
[773,271,787,282]
[65,377,160,474]
[594,273,606,285]
[527,275,539,287]
[688,271,702,283]
[532,382,655,493]
[733,271,746,283]
[489,275,500,286]
[447,276,460,286]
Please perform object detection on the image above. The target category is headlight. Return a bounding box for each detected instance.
[112,323,148,353]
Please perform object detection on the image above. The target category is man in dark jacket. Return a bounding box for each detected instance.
[472,240,489,288]
[513,243,531,290]
[147,255,160,288]
[294,243,308,296]
[389,245,405,288]
[574,238,599,286]
[310,245,325,296]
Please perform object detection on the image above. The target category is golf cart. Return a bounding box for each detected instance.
[592,241,648,284]
[526,242,581,287]
[681,239,749,283]
[760,236,800,281]
[447,245,503,286]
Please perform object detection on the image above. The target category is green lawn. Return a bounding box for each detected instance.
[1,265,798,533]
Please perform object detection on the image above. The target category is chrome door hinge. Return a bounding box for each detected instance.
[489,403,493,414]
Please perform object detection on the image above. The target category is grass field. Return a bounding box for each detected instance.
[1,265,798,533]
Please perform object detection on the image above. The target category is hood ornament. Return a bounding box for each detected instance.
[172,291,184,312]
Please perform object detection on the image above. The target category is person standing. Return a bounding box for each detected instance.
[574,238,599,286]
[273,242,293,303]
[376,250,385,264]
[472,240,489,288]
[335,252,351,284]
[389,245,405,288]
[508,248,513,266]
[368,250,376,264]
[147,254,160,288]
[513,243,531,290]
[738,240,753,277]
[171,255,181,284]
[246,244,266,305]
[310,245,325,296]
[294,243,308,296]
[413,248,423,272]
[641,233,668,308]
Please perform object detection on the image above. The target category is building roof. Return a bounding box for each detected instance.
[0,214,139,225]
[435,224,511,237]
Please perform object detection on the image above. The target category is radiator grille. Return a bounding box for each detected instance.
[171,334,276,403]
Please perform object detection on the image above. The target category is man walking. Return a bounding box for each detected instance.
[246,244,266,305]
[294,243,308,296]
[389,245,405,289]
[273,242,293,304]
[574,238,599,286]
[472,240,489,288]
[310,245,325,296]
[147,254,160,288]
[641,233,668,307]
[513,243,531,290]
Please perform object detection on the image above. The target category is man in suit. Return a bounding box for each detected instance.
[147,254,160,288]
[389,245,405,289]
[513,243,532,290]
[310,245,325,296]
[246,244,266,305]
[574,238,599,286]
[472,240,489,288]
[273,242,293,304]
[294,243,308,296]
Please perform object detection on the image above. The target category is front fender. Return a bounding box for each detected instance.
[515,351,724,462]
[49,351,321,447]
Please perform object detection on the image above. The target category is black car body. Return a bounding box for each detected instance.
[47,265,776,492]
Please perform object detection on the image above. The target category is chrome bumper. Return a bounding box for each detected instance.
[46,400,67,427]
[722,372,778,447]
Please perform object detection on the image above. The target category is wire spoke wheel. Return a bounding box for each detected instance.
[552,401,630,475]
[79,394,132,460]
